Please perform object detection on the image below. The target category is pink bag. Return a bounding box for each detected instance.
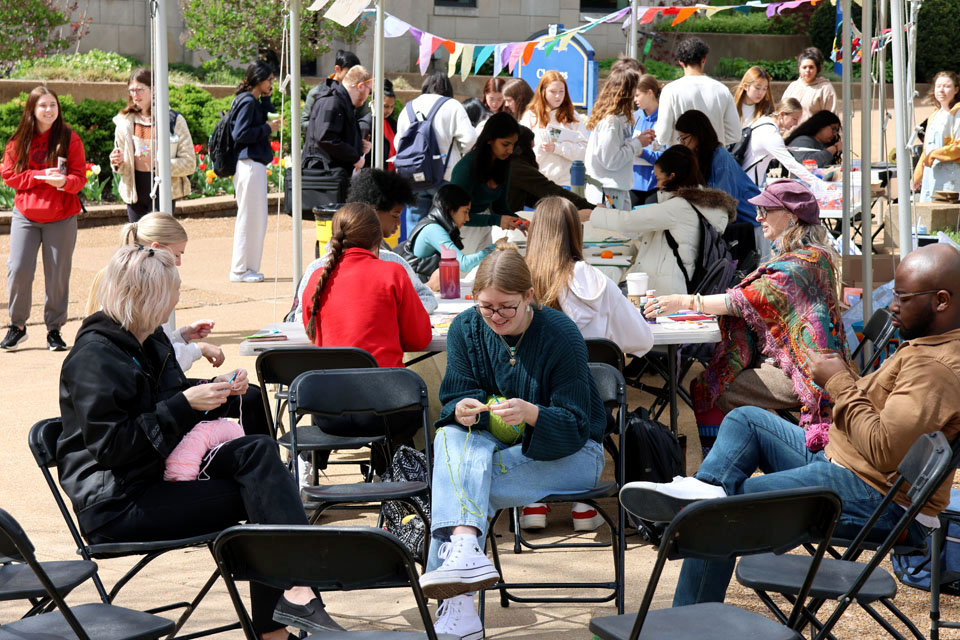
[163,418,244,481]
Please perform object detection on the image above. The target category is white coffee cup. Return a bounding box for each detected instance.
[626,273,649,308]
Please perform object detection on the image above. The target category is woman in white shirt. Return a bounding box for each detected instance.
[733,66,774,127]
[912,71,960,202]
[519,71,588,187]
[524,195,653,532]
[740,97,819,187]
[584,67,644,209]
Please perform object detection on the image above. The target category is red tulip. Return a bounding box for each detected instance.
[199,153,205,161]
[194,144,203,153]
[199,162,206,171]
[271,156,280,165]
[270,141,282,152]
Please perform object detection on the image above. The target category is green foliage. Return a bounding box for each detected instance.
[80,168,111,203]
[654,10,800,35]
[916,0,960,83]
[808,0,840,62]
[0,1,70,77]
[59,95,126,170]
[714,57,797,81]
[180,0,365,65]
[10,49,138,82]
[945,230,960,245]
[644,59,682,82]
[168,59,244,86]
[0,183,14,209]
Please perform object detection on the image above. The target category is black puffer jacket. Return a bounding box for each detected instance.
[396,207,462,282]
[57,312,223,536]
[304,78,362,171]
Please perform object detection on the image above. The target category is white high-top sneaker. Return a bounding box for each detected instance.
[433,594,483,640]
[419,534,500,600]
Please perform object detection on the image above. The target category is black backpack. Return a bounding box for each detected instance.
[379,445,431,561]
[623,407,684,485]
[394,98,454,190]
[208,95,253,178]
[728,120,778,168]
[664,201,737,295]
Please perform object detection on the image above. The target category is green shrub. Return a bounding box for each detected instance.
[916,0,960,83]
[714,57,797,81]
[654,11,799,35]
[10,49,138,82]
[645,59,682,82]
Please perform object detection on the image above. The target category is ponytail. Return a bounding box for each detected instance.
[306,229,346,341]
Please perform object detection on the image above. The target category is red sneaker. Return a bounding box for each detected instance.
[571,502,603,532]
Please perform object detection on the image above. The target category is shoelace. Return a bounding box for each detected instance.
[436,541,452,561]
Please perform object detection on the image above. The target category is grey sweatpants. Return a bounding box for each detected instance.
[7,209,78,330]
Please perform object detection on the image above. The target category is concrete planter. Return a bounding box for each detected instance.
[0,79,236,104]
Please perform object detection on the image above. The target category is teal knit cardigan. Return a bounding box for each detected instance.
[437,305,606,461]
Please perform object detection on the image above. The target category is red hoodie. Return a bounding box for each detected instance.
[1,128,86,223]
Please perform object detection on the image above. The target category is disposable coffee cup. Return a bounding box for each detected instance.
[626,273,649,309]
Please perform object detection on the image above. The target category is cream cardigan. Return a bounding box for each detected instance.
[111,111,196,204]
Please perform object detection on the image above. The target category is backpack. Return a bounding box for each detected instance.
[664,201,737,295]
[394,98,454,190]
[622,407,684,485]
[208,95,253,178]
[728,120,778,168]
[379,445,431,561]
[891,489,960,594]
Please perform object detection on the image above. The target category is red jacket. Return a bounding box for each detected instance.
[302,248,433,368]
[1,128,86,223]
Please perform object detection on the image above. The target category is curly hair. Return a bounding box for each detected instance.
[586,67,640,131]
[346,168,416,212]
[306,203,382,341]
[675,37,709,66]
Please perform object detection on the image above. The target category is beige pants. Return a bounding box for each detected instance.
[716,362,800,414]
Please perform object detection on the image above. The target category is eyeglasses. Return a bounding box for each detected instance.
[678,133,693,145]
[128,87,147,95]
[756,206,786,220]
[475,303,520,319]
[892,289,950,304]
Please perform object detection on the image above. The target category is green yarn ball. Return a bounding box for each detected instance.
[486,395,525,445]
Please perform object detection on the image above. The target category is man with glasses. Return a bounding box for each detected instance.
[628,243,960,606]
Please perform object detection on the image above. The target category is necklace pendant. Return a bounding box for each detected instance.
[509,357,516,366]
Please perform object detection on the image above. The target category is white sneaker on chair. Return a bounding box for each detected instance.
[419,535,500,600]
[622,476,727,522]
[433,594,483,640]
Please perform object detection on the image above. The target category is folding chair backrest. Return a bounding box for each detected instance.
[255,347,378,436]
[588,362,625,410]
[850,307,896,375]
[288,367,428,418]
[214,525,439,640]
[0,509,31,563]
[586,338,625,373]
[650,488,842,562]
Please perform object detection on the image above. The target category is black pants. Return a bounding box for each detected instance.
[127,170,176,222]
[86,436,308,634]
[223,384,272,438]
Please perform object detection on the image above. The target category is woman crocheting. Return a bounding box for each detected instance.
[58,245,345,639]
[645,179,851,459]
[418,246,606,640]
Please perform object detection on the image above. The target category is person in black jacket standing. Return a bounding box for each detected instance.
[58,245,345,639]
[230,60,280,284]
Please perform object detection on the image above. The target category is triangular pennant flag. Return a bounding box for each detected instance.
[418,33,434,74]
[766,3,782,17]
[639,8,660,24]
[507,43,524,73]
[442,39,456,54]
[460,44,475,81]
[408,27,423,44]
[672,7,698,25]
[544,35,562,57]
[732,5,752,15]
[447,42,464,77]
[474,44,495,74]
[382,14,410,38]
[522,40,537,66]
[557,30,578,51]
[324,0,371,27]
[493,43,506,77]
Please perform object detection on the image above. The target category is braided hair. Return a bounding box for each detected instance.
[306,202,382,341]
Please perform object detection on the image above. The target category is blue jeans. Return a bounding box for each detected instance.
[674,406,927,606]
[426,426,605,572]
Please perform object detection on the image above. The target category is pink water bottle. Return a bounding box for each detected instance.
[439,247,460,299]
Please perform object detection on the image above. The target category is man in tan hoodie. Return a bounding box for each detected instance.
[629,243,960,605]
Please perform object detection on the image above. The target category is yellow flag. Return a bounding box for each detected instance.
[447,42,464,77]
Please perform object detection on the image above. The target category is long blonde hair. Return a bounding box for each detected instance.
[774,222,842,302]
[587,68,639,131]
[85,213,187,316]
[733,66,774,123]
[526,197,583,310]
[98,245,180,338]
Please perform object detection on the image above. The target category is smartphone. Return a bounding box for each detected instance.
[57,157,68,174]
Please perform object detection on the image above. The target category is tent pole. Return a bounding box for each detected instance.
[861,0,873,332]
[841,0,852,261]
[374,0,385,170]
[290,0,303,293]
[629,0,638,59]
[890,0,913,256]
[153,0,172,214]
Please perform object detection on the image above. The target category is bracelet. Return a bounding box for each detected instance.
[694,293,704,313]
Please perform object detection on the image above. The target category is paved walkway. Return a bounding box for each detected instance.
[0,214,954,638]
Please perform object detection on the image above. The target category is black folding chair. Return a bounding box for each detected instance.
[27,418,239,640]
[590,486,842,640]
[287,368,433,562]
[480,363,628,616]
[214,524,456,639]
[0,507,175,640]
[255,346,379,488]
[735,431,960,640]
[586,337,626,373]
[0,548,96,618]
[930,501,960,639]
